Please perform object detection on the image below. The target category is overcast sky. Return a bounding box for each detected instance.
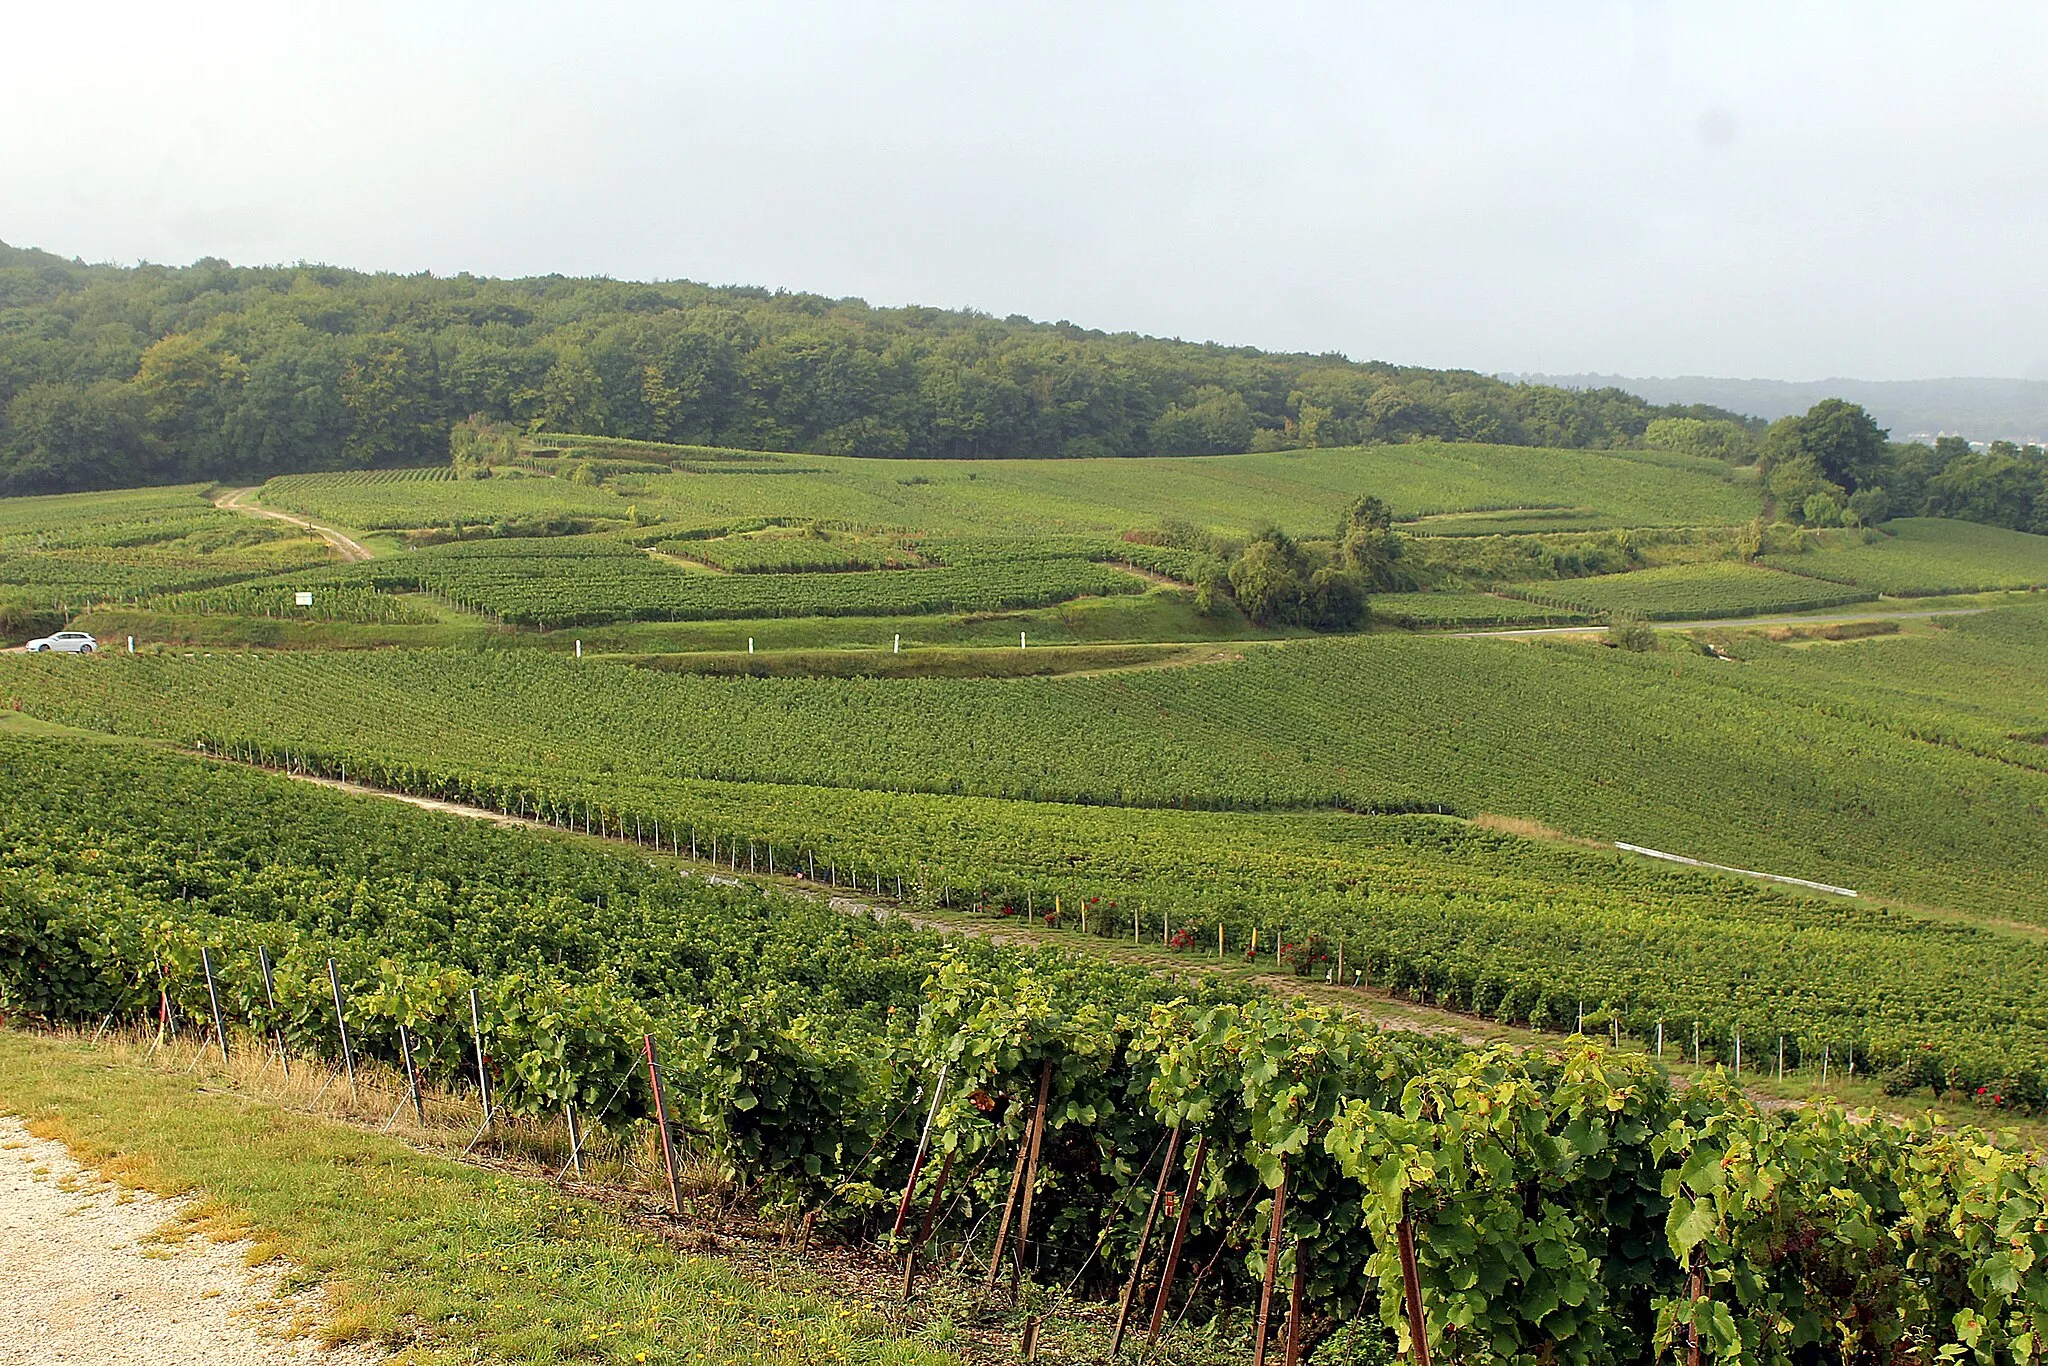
[6,2,2044,381]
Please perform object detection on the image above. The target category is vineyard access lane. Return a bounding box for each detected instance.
[0,1117,381,1366]
[1452,605,1988,638]
[213,488,374,564]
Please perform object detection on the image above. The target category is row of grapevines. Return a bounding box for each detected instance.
[1499,562,1876,620]
[168,723,2048,1112]
[345,536,1147,626]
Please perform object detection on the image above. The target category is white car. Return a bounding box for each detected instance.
[25,631,96,654]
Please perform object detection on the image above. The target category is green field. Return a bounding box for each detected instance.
[256,439,1759,537]
[1763,516,2048,595]
[1504,561,1878,620]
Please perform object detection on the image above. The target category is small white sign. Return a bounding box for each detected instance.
[294,591,314,607]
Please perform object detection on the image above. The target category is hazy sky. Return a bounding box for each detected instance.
[6,2,2044,381]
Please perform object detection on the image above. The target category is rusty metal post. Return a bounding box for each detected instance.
[643,1033,684,1216]
[327,958,357,1093]
[893,1062,950,1238]
[397,1023,425,1125]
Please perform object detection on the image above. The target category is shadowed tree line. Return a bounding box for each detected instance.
[0,242,1753,494]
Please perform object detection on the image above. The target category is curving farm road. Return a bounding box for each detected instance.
[213,488,373,563]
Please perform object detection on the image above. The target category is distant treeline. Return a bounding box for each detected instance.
[0,242,1754,495]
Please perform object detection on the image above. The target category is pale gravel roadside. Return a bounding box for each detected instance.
[0,1116,382,1366]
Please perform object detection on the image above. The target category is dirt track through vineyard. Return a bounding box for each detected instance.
[213,488,374,563]
[221,761,1529,1047]
[217,757,1854,1113]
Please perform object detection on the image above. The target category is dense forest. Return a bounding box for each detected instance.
[0,241,1754,494]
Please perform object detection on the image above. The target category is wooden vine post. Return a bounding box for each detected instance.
[1397,1216,1432,1366]
[643,1033,684,1216]
[1251,1166,1289,1366]
[1145,1132,1210,1349]
[1009,1059,1057,1293]
[1111,1126,1183,1353]
[984,1060,1055,1292]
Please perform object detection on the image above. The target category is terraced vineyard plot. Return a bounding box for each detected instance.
[1505,561,1876,619]
[664,531,922,572]
[1368,591,1589,627]
[0,483,337,618]
[1762,517,2048,595]
[150,580,439,624]
[917,535,1207,582]
[259,468,635,529]
[351,534,1148,626]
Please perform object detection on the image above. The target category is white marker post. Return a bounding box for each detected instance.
[575,640,582,659]
[127,636,134,653]
[1020,631,1027,649]
[893,634,901,654]
[748,637,754,654]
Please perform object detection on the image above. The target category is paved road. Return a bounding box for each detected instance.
[1452,605,1988,638]
[213,487,373,562]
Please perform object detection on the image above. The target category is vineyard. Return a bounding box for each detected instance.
[1367,592,1589,628]
[332,534,1151,627]
[259,467,636,530]
[1501,562,1877,620]
[664,531,925,572]
[9,620,2048,1103]
[4,732,2046,1366]
[1761,517,2048,596]
[147,580,441,624]
[0,483,339,626]
[12,603,2045,922]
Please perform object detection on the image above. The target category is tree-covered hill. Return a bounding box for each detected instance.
[0,241,1750,494]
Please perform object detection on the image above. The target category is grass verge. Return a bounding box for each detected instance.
[0,1029,961,1366]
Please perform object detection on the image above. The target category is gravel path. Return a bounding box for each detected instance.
[0,1116,380,1365]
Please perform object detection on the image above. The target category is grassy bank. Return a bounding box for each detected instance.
[0,1030,960,1366]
